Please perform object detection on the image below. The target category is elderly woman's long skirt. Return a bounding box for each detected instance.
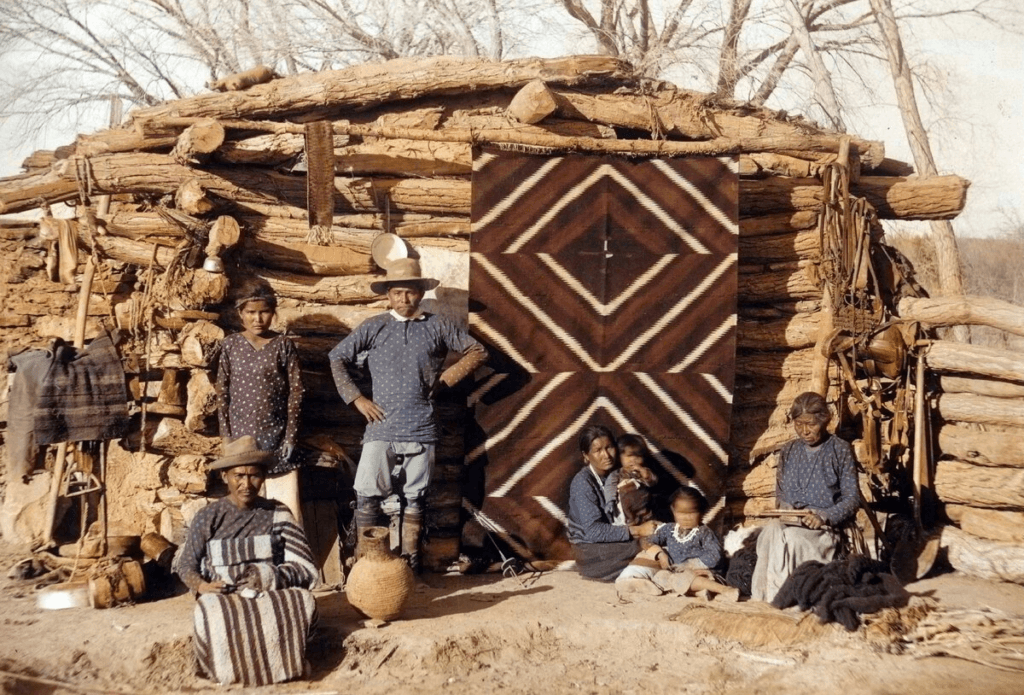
[193,587,317,686]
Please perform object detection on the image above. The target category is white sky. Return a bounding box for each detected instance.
[0,11,1021,237]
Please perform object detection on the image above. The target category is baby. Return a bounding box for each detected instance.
[611,433,658,527]
[616,486,739,601]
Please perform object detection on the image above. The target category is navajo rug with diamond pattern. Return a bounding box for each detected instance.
[465,148,739,561]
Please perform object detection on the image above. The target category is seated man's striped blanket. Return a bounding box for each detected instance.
[177,498,318,686]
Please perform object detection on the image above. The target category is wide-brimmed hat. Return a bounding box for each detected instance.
[208,435,274,471]
[369,258,439,295]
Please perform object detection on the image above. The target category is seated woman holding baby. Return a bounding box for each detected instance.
[566,425,659,581]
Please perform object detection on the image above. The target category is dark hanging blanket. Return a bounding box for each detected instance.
[465,149,739,561]
[6,335,128,478]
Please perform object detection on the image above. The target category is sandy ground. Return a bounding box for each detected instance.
[1,541,1022,695]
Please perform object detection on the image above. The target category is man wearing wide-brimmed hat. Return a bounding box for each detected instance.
[174,436,319,686]
[329,258,487,571]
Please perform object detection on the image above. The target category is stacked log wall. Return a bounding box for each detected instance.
[899,296,1024,583]
[0,56,977,570]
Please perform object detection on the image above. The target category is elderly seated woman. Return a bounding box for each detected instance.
[175,436,319,686]
[751,391,859,603]
[566,425,659,581]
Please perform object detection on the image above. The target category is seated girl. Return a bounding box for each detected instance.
[616,486,739,601]
[750,391,859,603]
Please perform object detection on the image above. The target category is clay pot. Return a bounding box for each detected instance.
[345,526,414,621]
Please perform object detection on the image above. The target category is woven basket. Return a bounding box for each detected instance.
[346,526,414,621]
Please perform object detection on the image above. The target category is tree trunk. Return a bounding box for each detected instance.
[940,525,1024,584]
[925,340,1024,384]
[899,296,1024,338]
[868,0,967,339]
[937,424,1024,467]
[933,460,1024,508]
[784,0,845,131]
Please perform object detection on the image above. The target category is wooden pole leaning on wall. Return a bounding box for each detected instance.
[40,256,97,548]
[810,136,851,395]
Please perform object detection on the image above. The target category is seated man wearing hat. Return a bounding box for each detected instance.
[175,436,319,686]
[329,258,487,571]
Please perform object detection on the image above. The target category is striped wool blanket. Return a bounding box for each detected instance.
[194,586,317,685]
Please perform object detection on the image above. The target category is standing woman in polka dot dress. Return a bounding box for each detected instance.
[216,279,305,526]
[750,391,859,602]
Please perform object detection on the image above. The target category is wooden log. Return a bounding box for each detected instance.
[549,89,886,168]
[735,347,816,380]
[725,496,777,522]
[443,113,618,139]
[733,376,835,410]
[168,454,208,494]
[185,369,218,433]
[259,268,378,303]
[178,321,225,368]
[933,459,1024,508]
[0,152,968,221]
[899,295,1024,338]
[940,525,1024,584]
[131,55,630,123]
[957,508,1024,543]
[739,152,855,179]
[726,461,776,498]
[205,215,241,260]
[208,65,276,92]
[738,261,820,303]
[939,375,1024,399]
[739,229,820,263]
[215,132,309,165]
[147,417,220,456]
[739,211,818,236]
[273,303,382,335]
[507,80,560,124]
[244,238,374,276]
[936,392,1024,428]
[20,150,59,172]
[170,119,226,164]
[334,139,471,177]
[741,175,968,220]
[174,179,215,215]
[75,129,177,156]
[937,424,1024,468]
[925,340,1024,384]
[737,311,821,350]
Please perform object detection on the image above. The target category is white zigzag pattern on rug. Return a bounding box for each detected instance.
[472,252,737,372]
[491,393,700,499]
[503,163,726,253]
